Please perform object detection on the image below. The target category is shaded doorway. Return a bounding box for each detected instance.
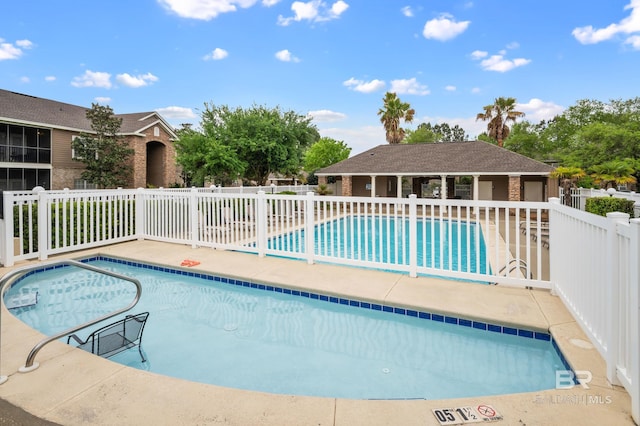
[146,142,165,187]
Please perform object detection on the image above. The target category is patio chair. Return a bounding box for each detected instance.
[67,312,149,362]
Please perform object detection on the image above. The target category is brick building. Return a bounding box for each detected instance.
[0,89,180,190]
[316,141,558,202]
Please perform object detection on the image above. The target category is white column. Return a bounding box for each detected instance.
[440,175,448,200]
[440,174,448,213]
[397,175,403,198]
[370,175,376,197]
[473,174,480,215]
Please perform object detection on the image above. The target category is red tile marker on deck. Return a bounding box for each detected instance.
[180,259,200,267]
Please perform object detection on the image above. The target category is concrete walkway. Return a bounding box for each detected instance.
[0,241,634,425]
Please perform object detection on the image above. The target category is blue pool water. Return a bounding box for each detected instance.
[269,216,489,274]
[5,257,569,400]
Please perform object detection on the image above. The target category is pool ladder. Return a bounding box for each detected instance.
[0,259,142,385]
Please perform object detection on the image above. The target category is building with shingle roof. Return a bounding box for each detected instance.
[316,141,558,201]
[0,89,180,190]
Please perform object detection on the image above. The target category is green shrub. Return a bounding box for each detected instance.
[585,197,635,217]
[13,200,136,253]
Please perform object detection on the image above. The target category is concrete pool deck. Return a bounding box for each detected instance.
[0,240,634,425]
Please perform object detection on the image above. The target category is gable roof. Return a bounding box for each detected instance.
[316,141,554,176]
[0,89,177,139]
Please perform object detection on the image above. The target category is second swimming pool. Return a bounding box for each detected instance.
[5,256,568,400]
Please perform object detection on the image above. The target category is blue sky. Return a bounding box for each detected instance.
[2,0,639,154]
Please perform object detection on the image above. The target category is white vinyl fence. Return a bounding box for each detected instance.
[560,187,640,216]
[1,187,551,288]
[0,188,638,421]
[550,198,639,423]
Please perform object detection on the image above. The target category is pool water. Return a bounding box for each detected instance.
[269,216,489,274]
[5,258,567,400]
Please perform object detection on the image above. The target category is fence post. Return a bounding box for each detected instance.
[409,194,417,278]
[548,198,561,296]
[256,191,267,257]
[305,192,315,265]
[1,192,14,267]
[36,188,48,261]
[605,212,629,385]
[135,188,144,241]
[190,188,199,249]
[629,218,640,424]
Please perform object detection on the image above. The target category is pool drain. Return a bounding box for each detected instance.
[382,368,390,374]
[224,323,238,332]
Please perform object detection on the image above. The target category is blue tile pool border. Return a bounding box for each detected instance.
[9,255,573,374]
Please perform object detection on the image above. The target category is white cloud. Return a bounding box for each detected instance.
[445,85,456,91]
[116,72,159,88]
[506,41,520,50]
[157,0,259,21]
[0,38,33,60]
[20,76,30,83]
[390,78,430,95]
[262,0,280,5]
[94,97,112,104]
[625,34,640,48]
[275,49,300,62]
[517,98,565,123]
[45,76,56,82]
[204,48,229,60]
[478,55,531,72]
[401,6,413,17]
[573,0,640,48]
[471,87,481,94]
[422,14,470,41]
[278,0,348,26]
[471,48,530,72]
[16,39,33,49]
[71,70,112,88]
[308,109,347,122]
[343,77,385,93]
[156,106,198,119]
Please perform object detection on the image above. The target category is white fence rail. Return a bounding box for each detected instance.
[0,188,638,421]
[0,187,551,288]
[560,187,640,216]
[550,198,639,423]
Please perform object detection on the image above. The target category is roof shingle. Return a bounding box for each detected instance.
[316,141,554,176]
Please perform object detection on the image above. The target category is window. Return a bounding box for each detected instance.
[0,123,51,164]
[74,179,97,189]
[71,135,98,160]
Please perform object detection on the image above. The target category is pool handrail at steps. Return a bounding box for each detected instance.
[0,258,142,383]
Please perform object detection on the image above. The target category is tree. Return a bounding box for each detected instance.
[476,97,525,147]
[589,160,637,189]
[403,124,438,144]
[503,121,552,160]
[71,103,134,188]
[377,92,415,144]
[303,137,351,172]
[174,126,244,186]
[550,166,585,206]
[404,122,468,143]
[175,103,319,186]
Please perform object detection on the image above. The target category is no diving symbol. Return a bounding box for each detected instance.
[477,404,496,418]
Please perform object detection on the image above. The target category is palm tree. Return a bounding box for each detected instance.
[377,92,415,144]
[590,160,637,189]
[550,166,586,206]
[476,97,525,147]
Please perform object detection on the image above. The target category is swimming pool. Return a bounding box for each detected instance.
[5,257,569,399]
[268,216,489,275]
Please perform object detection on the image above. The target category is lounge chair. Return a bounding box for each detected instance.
[67,312,149,362]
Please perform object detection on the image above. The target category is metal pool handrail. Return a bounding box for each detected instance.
[0,258,142,382]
